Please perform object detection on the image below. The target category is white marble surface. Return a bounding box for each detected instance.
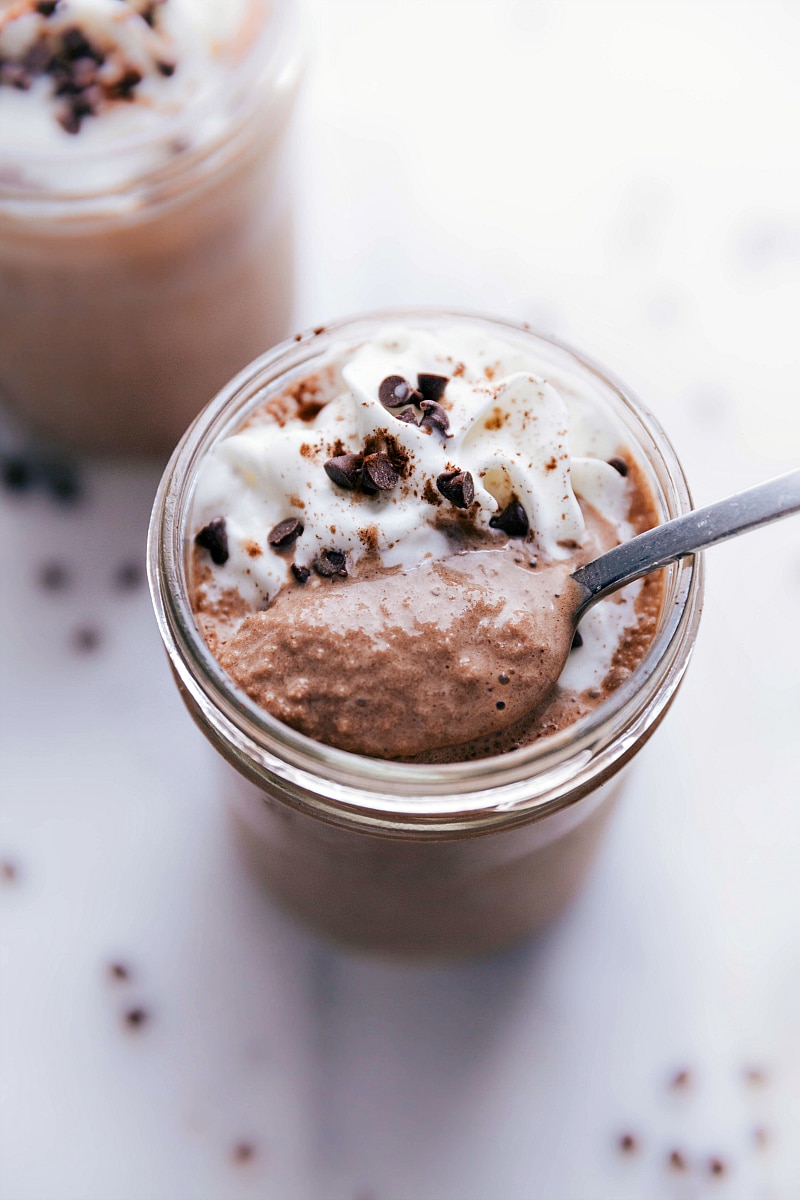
[2,2,800,1197]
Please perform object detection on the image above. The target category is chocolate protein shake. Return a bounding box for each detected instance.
[190,324,663,762]
[149,313,704,956]
[0,0,302,455]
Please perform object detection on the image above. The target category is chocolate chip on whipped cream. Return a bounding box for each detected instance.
[313,549,347,578]
[489,497,529,537]
[417,373,449,403]
[379,375,421,409]
[268,517,304,549]
[324,453,364,490]
[436,469,474,509]
[195,517,229,566]
[362,452,399,492]
[419,400,451,437]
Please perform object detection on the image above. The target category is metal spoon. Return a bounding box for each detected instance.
[571,466,800,621]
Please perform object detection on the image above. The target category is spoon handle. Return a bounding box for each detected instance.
[572,466,800,613]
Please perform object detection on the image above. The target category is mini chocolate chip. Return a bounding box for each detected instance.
[362,453,399,491]
[608,457,629,476]
[668,1150,687,1171]
[61,27,93,61]
[195,517,229,565]
[571,630,583,651]
[114,562,143,591]
[112,67,143,99]
[324,453,364,489]
[39,562,70,591]
[708,1157,725,1176]
[71,85,102,119]
[1,860,19,884]
[396,408,419,425]
[291,564,311,584]
[63,27,103,63]
[670,1068,692,1089]
[124,1006,149,1029]
[1,455,36,492]
[419,400,451,437]
[58,102,82,133]
[417,373,449,403]
[313,549,347,578]
[0,62,32,90]
[498,672,510,684]
[618,1134,638,1154]
[436,470,474,509]
[268,517,304,548]
[73,626,100,653]
[379,375,421,408]
[23,39,53,75]
[69,56,99,89]
[495,701,506,710]
[231,1142,256,1165]
[157,59,176,77]
[35,1,60,15]
[356,697,368,707]
[109,962,130,982]
[42,462,82,505]
[489,498,529,538]
[140,2,162,29]
[52,63,81,96]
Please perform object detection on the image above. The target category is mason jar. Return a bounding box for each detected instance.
[148,311,704,957]
[0,0,304,457]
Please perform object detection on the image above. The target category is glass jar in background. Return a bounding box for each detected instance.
[148,312,704,958]
[0,0,304,457]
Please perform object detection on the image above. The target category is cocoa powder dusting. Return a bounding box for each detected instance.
[422,479,443,506]
[483,408,506,431]
[240,366,338,430]
[358,525,380,554]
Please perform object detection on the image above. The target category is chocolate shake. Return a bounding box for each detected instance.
[0,0,303,455]
[190,324,664,762]
[149,313,704,956]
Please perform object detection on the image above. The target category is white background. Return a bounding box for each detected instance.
[2,2,800,1198]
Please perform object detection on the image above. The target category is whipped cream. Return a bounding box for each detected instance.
[0,0,271,192]
[192,324,645,691]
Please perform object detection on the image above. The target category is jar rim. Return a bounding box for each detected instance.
[148,309,704,825]
[0,0,301,205]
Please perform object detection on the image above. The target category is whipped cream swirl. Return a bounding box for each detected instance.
[0,0,262,188]
[191,325,634,613]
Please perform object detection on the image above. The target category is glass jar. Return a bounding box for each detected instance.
[148,311,704,957]
[0,0,304,457]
